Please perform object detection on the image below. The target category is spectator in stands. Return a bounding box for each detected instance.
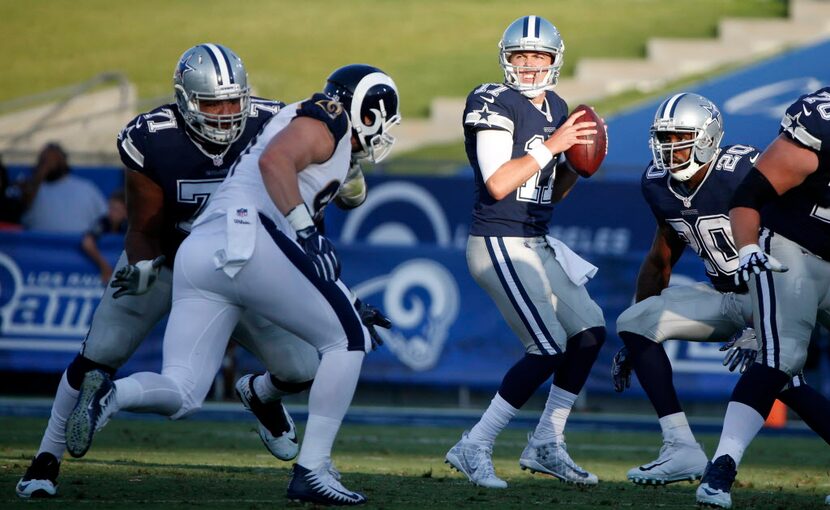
[81,189,128,284]
[0,155,25,229]
[20,143,107,233]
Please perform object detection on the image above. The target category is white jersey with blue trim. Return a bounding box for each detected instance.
[197,94,352,232]
[642,144,760,293]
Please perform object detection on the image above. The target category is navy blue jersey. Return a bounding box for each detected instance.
[762,87,830,259]
[642,144,760,293]
[463,84,569,237]
[116,98,283,266]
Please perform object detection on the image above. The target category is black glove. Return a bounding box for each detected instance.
[296,226,341,282]
[611,346,632,393]
[720,328,759,374]
[356,299,392,350]
[111,255,166,299]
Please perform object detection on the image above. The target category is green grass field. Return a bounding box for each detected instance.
[1,0,786,119]
[1,416,827,509]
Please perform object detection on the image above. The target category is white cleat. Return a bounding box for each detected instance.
[65,369,116,458]
[235,374,299,461]
[287,461,366,506]
[445,431,507,489]
[519,433,598,486]
[15,452,59,499]
[695,455,737,509]
[627,440,707,485]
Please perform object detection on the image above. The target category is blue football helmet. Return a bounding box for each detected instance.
[499,15,565,98]
[173,43,251,145]
[324,64,401,163]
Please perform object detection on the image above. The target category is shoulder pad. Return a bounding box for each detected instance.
[779,89,830,153]
[296,92,349,142]
[464,83,514,134]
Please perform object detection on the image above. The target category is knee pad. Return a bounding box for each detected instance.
[66,354,117,390]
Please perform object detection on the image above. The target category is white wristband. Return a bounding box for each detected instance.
[528,144,554,169]
[285,204,314,231]
[737,244,762,259]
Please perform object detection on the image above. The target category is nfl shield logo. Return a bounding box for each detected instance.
[236,208,248,217]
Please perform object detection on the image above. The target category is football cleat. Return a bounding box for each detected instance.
[286,462,366,506]
[445,431,507,489]
[627,440,707,485]
[234,374,299,461]
[65,369,117,458]
[16,452,59,498]
[696,455,737,509]
[519,433,598,486]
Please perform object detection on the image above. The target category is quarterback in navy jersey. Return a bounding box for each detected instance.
[16,44,319,499]
[697,88,830,508]
[614,93,830,491]
[446,15,606,489]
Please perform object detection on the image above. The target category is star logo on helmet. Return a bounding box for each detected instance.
[176,54,197,80]
[701,103,719,120]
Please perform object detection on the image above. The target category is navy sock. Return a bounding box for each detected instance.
[730,363,790,417]
[620,331,682,418]
[552,326,606,394]
[66,354,117,390]
[778,382,830,445]
[498,353,561,409]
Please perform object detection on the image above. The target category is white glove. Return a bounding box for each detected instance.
[335,160,367,209]
[111,256,166,298]
[734,244,788,285]
[720,328,760,373]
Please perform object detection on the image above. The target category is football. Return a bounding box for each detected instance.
[564,104,608,178]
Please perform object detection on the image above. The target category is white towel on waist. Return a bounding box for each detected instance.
[213,205,257,278]
[545,235,598,286]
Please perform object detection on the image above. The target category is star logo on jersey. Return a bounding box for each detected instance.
[469,103,497,127]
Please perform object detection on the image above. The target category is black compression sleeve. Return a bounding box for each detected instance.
[729,167,779,211]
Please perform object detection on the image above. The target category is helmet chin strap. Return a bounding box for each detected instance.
[670,159,703,182]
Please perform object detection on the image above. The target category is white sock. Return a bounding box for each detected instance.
[532,385,576,444]
[296,350,364,469]
[253,372,285,403]
[468,393,518,445]
[114,372,183,416]
[36,370,78,459]
[659,412,696,444]
[713,401,765,466]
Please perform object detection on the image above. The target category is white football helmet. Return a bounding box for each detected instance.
[650,93,724,182]
[324,64,401,163]
[173,43,251,145]
[499,15,565,98]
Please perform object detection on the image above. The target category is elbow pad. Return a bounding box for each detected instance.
[729,167,778,212]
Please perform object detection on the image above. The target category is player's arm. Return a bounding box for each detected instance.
[634,220,684,302]
[259,116,336,214]
[334,159,367,210]
[730,134,819,250]
[124,169,165,264]
[259,113,342,281]
[481,110,595,200]
[551,158,580,203]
